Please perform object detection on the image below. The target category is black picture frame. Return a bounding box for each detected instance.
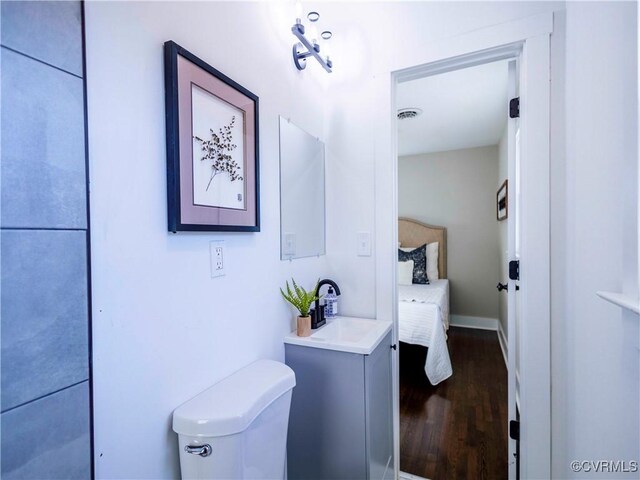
[164,40,260,232]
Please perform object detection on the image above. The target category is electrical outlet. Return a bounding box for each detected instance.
[210,241,225,278]
[215,247,223,269]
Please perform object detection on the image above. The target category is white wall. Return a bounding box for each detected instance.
[550,2,639,477]
[323,76,378,319]
[85,2,332,477]
[398,147,501,319]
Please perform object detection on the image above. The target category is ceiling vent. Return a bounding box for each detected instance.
[397,108,423,120]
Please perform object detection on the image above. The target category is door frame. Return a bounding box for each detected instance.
[373,12,554,479]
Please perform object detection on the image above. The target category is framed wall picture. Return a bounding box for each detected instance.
[497,179,508,221]
[164,41,260,232]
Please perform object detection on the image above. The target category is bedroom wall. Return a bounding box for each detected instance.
[398,146,501,321]
[85,2,331,477]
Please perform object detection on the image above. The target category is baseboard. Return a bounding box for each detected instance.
[497,321,508,367]
[450,315,508,368]
[449,315,499,331]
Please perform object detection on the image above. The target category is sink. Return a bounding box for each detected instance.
[311,318,374,343]
[284,316,392,355]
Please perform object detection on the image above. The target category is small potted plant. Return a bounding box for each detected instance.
[280,278,321,337]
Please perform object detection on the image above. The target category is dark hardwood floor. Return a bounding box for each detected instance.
[400,327,507,480]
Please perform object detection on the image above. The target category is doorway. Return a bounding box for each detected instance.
[381,21,553,478]
[395,57,517,479]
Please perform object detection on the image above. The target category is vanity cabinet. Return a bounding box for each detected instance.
[285,331,393,480]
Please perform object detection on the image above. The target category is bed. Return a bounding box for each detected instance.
[398,218,453,385]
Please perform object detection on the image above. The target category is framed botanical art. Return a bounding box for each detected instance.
[497,179,508,221]
[164,41,260,232]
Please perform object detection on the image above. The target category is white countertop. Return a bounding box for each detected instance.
[284,316,392,355]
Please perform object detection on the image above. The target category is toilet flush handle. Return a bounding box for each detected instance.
[184,444,212,457]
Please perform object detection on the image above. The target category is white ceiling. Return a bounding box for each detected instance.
[397,60,509,156]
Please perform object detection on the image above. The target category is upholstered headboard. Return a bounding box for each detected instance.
[398,217,447,279]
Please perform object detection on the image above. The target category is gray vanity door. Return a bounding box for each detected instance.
[365,332,394,480]
[286,345,367,480]
[285,331,393,480]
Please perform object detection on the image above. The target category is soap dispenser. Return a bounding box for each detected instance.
[324,287,338,319]
[313,279,341,328]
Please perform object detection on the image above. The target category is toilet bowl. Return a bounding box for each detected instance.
[172,360,296,479]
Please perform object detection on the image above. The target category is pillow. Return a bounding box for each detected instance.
[426,242,439,280]
[398,260,414,286]
[398,245,429,284]
[400,242,439,280]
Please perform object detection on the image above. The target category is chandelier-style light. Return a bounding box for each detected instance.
[292,4,333,73]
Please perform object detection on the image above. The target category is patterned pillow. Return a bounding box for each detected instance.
[398,244,429,284]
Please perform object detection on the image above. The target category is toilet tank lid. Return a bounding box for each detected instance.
[172,360,296,437]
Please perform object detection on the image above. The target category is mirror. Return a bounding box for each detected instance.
[279,116,325,259]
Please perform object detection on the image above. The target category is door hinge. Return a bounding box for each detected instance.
[509,420,520,440]
[509,97,520,118]
[391,344,397,351]
[509,260,520,281]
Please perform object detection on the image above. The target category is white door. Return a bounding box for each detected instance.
[506,58,521,480]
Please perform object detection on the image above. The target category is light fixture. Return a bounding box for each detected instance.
[292,7,333,73]
[295,0,303,23]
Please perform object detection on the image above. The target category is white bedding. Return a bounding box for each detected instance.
[399,280,452,385]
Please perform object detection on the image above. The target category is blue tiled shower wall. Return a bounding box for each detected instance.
[1,2,92,478]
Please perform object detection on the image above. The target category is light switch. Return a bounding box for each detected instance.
[357,232,371,256]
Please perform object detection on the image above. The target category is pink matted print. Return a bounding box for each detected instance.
[165,41,259,232]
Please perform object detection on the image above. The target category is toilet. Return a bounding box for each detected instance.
[172,360,296,479]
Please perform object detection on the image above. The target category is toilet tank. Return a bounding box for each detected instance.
[172,360,296,480]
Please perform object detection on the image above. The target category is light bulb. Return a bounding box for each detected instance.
[324,40,332,59]
[308,23,318,44]
[294,0,302,23]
